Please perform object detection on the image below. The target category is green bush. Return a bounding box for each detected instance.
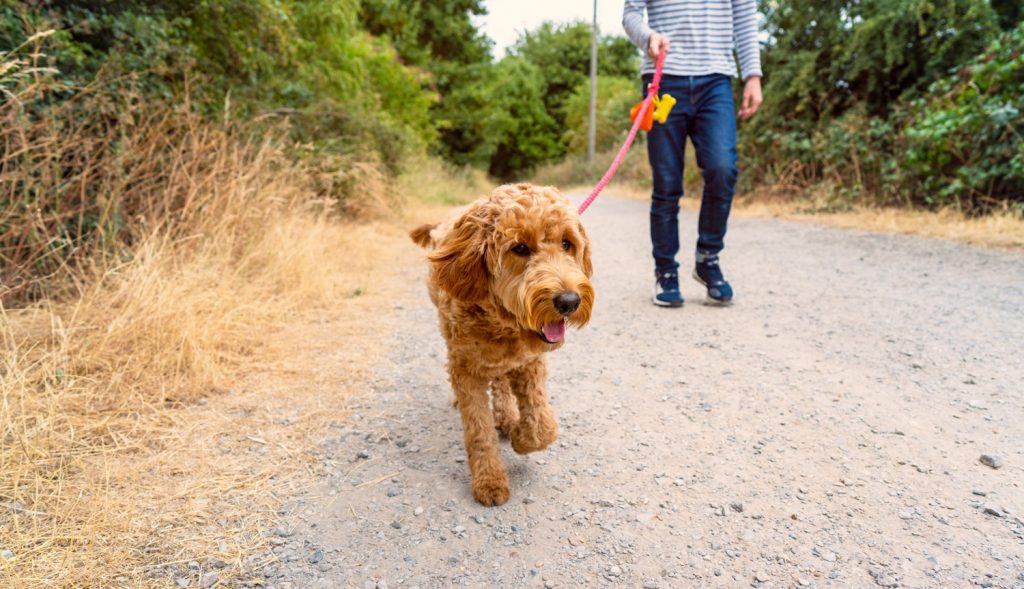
[899,23,1024,210]
[562,75,637,155]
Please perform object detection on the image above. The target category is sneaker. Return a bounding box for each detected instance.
[653,271,684,307]
[692,257,733,303]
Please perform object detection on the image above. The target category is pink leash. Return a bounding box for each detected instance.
[577,49,667,215]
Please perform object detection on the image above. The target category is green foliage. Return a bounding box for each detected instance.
[900,23,1024,209]
[0,0,436,177]
[563,75,637,155]
[481,58,562,180]
[743,0,1020,212]
[760,0,998,121]
[509,21,640,129]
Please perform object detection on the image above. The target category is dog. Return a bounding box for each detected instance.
[410,183,595,506]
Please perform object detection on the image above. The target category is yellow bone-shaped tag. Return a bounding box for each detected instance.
[651,93,676,125]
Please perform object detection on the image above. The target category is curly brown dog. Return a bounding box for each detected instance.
[410,183,594,506]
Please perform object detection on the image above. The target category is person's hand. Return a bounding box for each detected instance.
[739,76,763,120]
[647,32,669,60]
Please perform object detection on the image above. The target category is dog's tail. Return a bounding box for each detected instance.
[409,223,437,249]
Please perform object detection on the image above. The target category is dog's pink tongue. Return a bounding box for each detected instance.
[543,320,565,343]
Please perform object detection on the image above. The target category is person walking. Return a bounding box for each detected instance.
[623,0,762,306]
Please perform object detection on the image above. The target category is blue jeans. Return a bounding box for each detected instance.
[643,73,738,274]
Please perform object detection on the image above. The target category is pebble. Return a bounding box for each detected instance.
[377,581,389,589]
[1,549,13,561]
[544,581,555,588]
[200,572,218,588]
[729,502,744,513]
[981,505,1003,517]
[979,454,1003,469]
[972,489,988,496]
[643,581,659,589]
[754,572,769,583]
[413,506,424,516]
[310,549,323,564]
[276,527,294,537]
[175,578,189,588]
[356,450,370,460]
[390,519,402,529]
[386,486,401,497]
[608,565,622,577]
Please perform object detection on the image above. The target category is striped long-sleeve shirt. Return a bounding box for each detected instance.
[622,0,762,80]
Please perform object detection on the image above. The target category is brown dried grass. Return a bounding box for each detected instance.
[0,58,410,585]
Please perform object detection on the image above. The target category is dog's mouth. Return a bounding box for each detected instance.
[537,319,566,344]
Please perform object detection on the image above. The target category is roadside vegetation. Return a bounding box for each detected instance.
[1,0,1021,585]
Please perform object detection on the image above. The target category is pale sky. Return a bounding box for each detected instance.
[479,0,629,58]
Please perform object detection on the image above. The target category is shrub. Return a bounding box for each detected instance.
[899,23,1024,211]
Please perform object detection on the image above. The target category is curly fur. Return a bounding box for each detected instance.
[411,183,595,506]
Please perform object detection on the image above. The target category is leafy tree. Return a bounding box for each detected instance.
[760,0,999,121]
[562,75,637,155]
[900,22,1024,210]
[509,21,640,129]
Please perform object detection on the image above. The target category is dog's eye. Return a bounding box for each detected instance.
[511,243,530,257]
[561,239,572,251]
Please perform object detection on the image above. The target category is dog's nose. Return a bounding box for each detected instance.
[553,291,581,315]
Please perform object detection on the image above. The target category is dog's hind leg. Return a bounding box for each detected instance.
[490,375,521,436]
[508,358,558,455]
[450,363,511,507]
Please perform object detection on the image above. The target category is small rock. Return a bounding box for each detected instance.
[544,581,555,589]
[898,510,914,520]
[386,486,401,497]
[390,519,402,529]
[972,489,988,497]
[200,572,218,588]
[356,450,370,460]
[821,551,837,563]
[472,514,485,524]
[188,561,201,570]
[8,501,24,514]
[874,575,898,587]
[452,525,466,535]
[1,549,14,561]
[275,527,294,537]
[413,506,424,516]
[608,565,622,577]
[979,454,1003,469]
[643,581,659,589]
[981,505,1003,517]
[754,572,769,583]
[310,549,323,564]
[523,497,536,504]
[377,581,389,589]
[175,578,189,588]
[729,502,744,513]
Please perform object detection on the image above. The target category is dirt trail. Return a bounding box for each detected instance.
[269,194,1023,589]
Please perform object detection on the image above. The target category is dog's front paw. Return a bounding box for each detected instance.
[510,411,558,454]
[472,473,511,507]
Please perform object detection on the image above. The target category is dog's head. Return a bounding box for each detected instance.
[428,183,594,347]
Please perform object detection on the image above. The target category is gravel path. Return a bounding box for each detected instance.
[268,194,1023,589]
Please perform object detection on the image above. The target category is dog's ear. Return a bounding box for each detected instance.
[428,211,489,302]
[577,221,594,277]
[409,223,436,249]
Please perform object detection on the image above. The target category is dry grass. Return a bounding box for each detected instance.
[0,53,431,584]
